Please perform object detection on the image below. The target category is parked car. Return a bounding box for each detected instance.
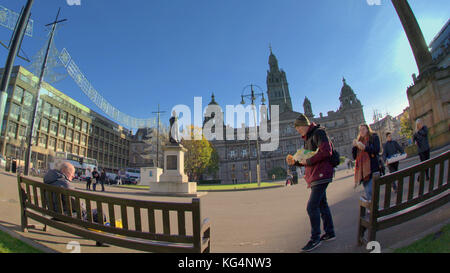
[123,177,138,185]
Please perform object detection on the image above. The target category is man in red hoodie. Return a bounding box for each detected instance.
[286,114,335,252]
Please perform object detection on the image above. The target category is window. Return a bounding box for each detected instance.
[68,115,74,127]
[81,121,88,133]
[73,145,79,155]
[20,109,30,125]
[13,86,24,103]
[75,118,81,131]
[80,147,86,156]
[43,102,51,116]
[39,134,47,148]
[242,149,247,157]
[74,132,80,144]
[18,125,26,140]
[48,137,56,150]
[57,141,64,152]
[50,122,58,136]
[51,106,60,120]
[9,103,21,120]
[7,122,17,139]
[67,129,73,141]
[60,111,67,124]
[59,126,66,138]
[230,150,236,158]
[65,143,72,153]
[40,118,49,133]
[23,91,33,107]
[81,134,86,145]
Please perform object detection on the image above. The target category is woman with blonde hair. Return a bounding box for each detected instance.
[352,124,381,202]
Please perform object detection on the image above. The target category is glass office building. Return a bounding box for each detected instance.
[0,65,131,173]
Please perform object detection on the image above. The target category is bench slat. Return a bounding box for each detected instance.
[418,169,425,196]
[74,197,82,220]
[407,173,415,201]
[108,203,116,228]
[134,207,142,232]
[163,209,170,235]
[428,165,436,193]
[438,161,444,187]
[65,193,73,217]
[86,199,93,222]
[384,182,392,210]
[121,205,129,230]
[178,210,186,236]
[148,208,155,234]
[96,200,103,224]
[32,185,39,207]
[396,178,403,205]
[25,184,32,205]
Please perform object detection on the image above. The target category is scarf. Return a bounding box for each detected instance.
[355,135,371,184]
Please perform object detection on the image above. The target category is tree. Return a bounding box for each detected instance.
[267,167,286,180]
[400,111,413,141]
[181,126,217,182]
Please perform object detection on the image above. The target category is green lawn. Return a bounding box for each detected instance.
[394,224,450,253]
[118,182,284,191]
[0,229,43,253]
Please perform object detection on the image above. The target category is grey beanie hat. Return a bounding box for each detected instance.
[294,114,311,127]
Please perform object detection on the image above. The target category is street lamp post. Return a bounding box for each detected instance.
[240,84,265,187]
[24,9,67,176]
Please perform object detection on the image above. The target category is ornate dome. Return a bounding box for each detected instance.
[340,77,356,99]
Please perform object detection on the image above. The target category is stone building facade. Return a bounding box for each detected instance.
[208,51,365,184]
[393,1,449,149]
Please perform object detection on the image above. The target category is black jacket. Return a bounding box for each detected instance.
[413,126,430,153]
[43,169,74,213]
[382,140,404,161]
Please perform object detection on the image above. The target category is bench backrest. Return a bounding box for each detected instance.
[17,176,205,252]
[370,150,449,227]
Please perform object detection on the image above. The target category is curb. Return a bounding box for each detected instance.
[0,224,59,253]
[383,218,450,253]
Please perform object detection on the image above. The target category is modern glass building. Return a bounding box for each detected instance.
[0,65,131,173]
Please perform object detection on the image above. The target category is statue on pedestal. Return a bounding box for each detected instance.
[169,110,181,144]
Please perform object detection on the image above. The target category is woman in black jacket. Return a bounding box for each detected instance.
[352,124,381,202]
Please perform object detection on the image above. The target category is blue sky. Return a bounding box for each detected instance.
[0,0,448,130]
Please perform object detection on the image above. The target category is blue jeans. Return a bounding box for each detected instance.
[307,183,335,242]
[363,179,372,201]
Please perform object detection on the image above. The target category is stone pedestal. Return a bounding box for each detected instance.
[148,143,201,197]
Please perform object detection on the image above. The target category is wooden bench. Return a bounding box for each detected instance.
[357,150,449,246]
[17,175,211,253]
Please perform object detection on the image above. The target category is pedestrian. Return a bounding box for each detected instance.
[85,167,92,190]
[100,169,107,192]
[413,119,430,181]
[382,132,405,192]
[286,114,335,252]
[352,124,381,202]
[92,167,100,191]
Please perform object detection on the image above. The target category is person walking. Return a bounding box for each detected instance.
[286,114,335,252]
[352,124,381,202]
[100,169,107,192]
[413,119,430,181]
[382,132,405,192]
[85,167,92,191]
[92,167,100,191]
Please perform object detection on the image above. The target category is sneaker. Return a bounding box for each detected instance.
[320,233,336,242]
[301,240,321,252]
